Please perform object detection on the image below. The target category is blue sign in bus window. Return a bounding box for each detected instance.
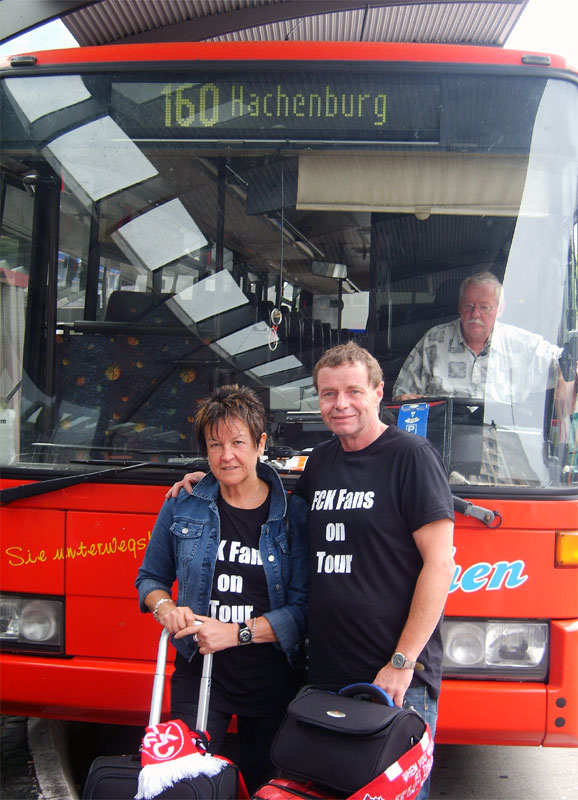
[398,403,430,437]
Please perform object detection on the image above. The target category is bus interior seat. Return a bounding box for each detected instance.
[375,276,465,392]
[51,291,209,459]
[429,278,463,319]
[104,289,182,327]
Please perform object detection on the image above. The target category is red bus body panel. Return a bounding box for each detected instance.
[1,481,577,744]
[0,41,570,72]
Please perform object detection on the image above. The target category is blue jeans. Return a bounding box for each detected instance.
[403,685,438,800]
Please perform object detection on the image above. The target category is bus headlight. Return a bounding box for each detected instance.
[0,594,64,653]
[442,619,548,680]
[444,621,485,666]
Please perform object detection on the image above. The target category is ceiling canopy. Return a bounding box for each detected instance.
[0,0,528,49]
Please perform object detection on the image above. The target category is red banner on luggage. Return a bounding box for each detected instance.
[347,725,433,800]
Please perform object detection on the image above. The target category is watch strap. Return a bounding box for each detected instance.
[392,652,425,671]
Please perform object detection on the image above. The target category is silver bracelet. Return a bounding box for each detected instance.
[251,616,257,639]
[152,597,173,621]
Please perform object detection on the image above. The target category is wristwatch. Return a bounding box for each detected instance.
[238,621,253,645]
[391,652,425,671]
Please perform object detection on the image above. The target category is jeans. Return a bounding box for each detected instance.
[403,685,438,800]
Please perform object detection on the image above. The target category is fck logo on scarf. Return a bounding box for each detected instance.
[142,721,192,764]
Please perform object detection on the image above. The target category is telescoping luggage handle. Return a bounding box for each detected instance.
[149,628,213,731]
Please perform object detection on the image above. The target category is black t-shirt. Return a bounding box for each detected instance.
[180,492,295,715]
[293,426,454,698]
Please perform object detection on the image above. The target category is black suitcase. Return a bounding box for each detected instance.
[83,629,240,799]
[83,753,238,799]
[270,683,426,796]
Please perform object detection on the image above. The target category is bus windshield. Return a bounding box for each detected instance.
[1,65,577,490]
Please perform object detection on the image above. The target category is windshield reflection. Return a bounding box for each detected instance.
[1,69,576,488]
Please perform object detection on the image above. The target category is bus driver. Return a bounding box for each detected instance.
[392,272,577,414]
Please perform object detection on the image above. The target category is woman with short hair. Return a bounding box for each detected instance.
[136,385,307,793]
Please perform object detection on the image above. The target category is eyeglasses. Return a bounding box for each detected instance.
[459,303,496,315]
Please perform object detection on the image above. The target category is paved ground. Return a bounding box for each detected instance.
[1,716,42,799]
[3,714,578,800]
[1,716,77,800]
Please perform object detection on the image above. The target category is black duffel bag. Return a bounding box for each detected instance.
[271,683,426,796]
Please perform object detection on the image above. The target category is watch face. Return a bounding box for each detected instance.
[238,627,252,644]
[392,653,405,668]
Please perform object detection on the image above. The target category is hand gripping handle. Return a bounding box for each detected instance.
[338,682,394,707]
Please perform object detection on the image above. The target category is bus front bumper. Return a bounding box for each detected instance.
[2,622,576,744]
[0,652,169,725]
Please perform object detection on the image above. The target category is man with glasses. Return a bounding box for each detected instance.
[392,271,575,404]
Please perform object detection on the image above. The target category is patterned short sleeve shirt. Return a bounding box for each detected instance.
[392,319,561,402]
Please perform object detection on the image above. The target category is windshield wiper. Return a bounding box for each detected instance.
[0,459,205,506]
[453,496,502,528]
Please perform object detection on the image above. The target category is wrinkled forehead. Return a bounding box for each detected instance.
[461,282,500,304]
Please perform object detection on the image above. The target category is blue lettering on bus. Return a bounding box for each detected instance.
[450,553,528,594]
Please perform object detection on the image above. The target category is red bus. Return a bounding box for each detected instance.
[1,41,576,747]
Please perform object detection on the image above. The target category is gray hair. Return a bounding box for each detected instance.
[459,272,503,304]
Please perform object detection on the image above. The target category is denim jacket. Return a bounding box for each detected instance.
[136,461,308,666]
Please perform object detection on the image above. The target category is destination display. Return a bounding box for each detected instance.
[110,71,442,142]
[1,70,545,151]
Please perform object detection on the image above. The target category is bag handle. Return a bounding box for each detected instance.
[338,682,394,707]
